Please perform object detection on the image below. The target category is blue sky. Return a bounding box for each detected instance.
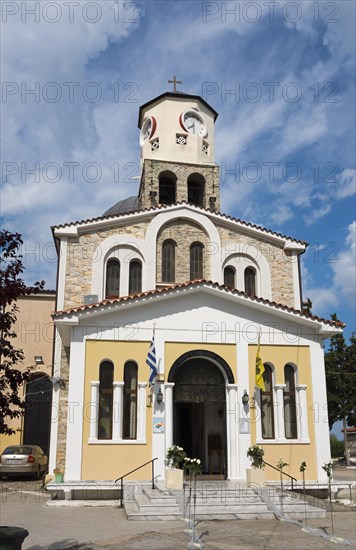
[2,0,355,339]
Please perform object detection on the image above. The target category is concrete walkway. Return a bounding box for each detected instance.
[0,487,355,549]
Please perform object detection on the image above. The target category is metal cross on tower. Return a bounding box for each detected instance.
[168,76,182,93]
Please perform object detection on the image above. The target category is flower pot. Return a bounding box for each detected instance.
[166,468,184,490]
[246,467,265,486]
[54,469,64,483]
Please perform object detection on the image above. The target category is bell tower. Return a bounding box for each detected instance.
[138,82,220,211]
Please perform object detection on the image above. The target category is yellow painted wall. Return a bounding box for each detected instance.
[1,294,55,453]
[248,345,317,480]
[81,340,153,481]
[165,342,237,381]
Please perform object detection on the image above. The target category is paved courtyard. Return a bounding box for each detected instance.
[0,468,355,549]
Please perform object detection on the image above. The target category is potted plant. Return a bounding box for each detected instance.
[246,444,265,485]
[165,445,186,489]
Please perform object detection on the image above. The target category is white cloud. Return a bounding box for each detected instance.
[336,169,356,199]
[302,221,356,320]
[331,221,356,304]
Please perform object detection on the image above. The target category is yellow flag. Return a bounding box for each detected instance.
[255,338,265,391]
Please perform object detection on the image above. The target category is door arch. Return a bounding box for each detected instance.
[23,374,52,456]
[168,351,234,477]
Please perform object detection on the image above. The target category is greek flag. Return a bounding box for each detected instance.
[146,334,157,386]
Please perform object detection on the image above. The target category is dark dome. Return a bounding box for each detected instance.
[103,196,139,217]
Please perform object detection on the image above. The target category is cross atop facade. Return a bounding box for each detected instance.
[168,76,182,93]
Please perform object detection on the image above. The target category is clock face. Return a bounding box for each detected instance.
[180,110,207,137]
[140,116,157,145]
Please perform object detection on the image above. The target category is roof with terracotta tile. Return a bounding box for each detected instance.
[52,201,308,246]
[53,279,344,329]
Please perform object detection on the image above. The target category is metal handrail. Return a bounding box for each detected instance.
[115,457,158,507]
[262,460,297,490]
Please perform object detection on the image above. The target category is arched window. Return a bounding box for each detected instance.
[162,239,176,283]
[261,364,274,439]
[123,361,138,439]
[159,171,176,205]
[187,173,205,207]
[129,260,142,294]
[106,259,120,298]
[284,364,297,439]
[98,361,114,440]
[244,267,256,296]
[224,266,235,288]
[190,242,204,280]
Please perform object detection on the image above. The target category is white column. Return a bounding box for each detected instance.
[296,385,308,440]
[113,382,124,441]
[165,383,175,450]
[255,390,262,439]
[274,384,286,440]
[227,384,238,479]
[138,383,147,441]
[89,381,100,440]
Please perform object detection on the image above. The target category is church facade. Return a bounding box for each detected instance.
[48,91,342,484]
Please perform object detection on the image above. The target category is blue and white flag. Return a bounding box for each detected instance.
[146,334,157,386]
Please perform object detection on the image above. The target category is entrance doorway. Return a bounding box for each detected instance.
[173,358,227,476]
[23,374,52,456]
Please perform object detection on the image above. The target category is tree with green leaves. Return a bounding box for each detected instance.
[0,230,45,434]
[325,315,356,466]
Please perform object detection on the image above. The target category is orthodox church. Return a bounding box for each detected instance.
[48,86,342,485]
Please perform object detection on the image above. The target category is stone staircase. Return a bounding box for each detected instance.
[124,481,326,521]
[124,486,182,520]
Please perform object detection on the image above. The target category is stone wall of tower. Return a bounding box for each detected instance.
[139,159,220,211]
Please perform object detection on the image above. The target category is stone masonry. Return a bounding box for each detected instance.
[55,345,70,472]
[139,159,220,211]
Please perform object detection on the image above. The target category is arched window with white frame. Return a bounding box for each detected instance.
[162,239,176,283]
[261,364,275,439]
[129,260,142,294]
[244,267,256,296]
[190,241,204,280]
[123,361,138,439]
[224,265,236,288]
[98,361,114,440]
[284,364,297,439]
[105,259,120,298]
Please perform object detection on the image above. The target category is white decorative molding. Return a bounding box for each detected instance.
[165,383,175,451]
[227,384,238,479]
[221,243,272,300]
[113,382,124,440]
[274,384,286,440]
[296,384,308,441]
[89,381,100,440]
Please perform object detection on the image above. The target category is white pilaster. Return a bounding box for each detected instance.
[227,384,238,479]
[64,329,85,481]
[138,383,147,440]
[236,341,250,479]
[113,382,124,440]
[296,385,309,441]
[274,384,286,440]
[48,332,63,474]
[89,381,100,440]
[165,383,175,451]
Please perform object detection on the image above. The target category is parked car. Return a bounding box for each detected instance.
[0,445,48,479]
